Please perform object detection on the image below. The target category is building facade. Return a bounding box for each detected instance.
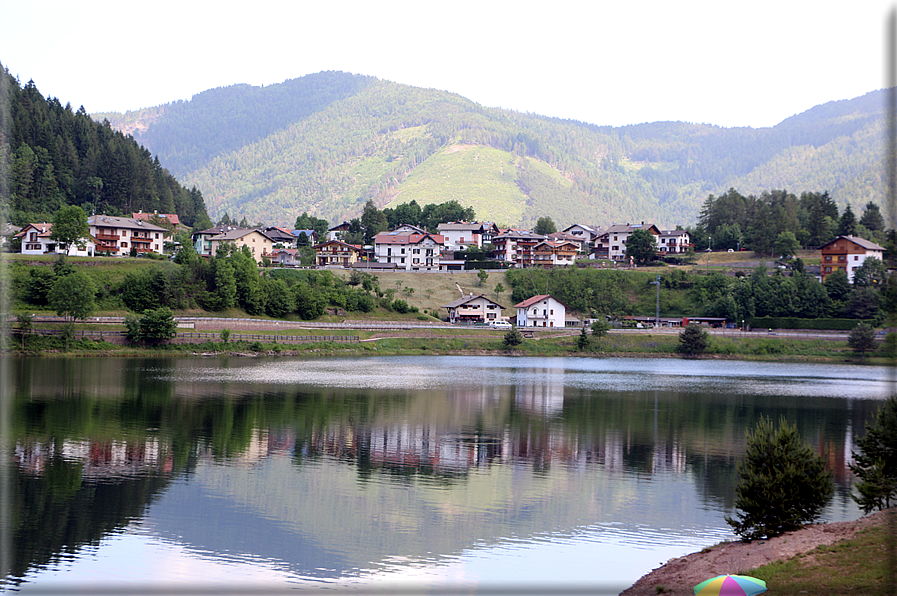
[442,294,505,324]
[594,223,661,261]
[88,215,169,256]
[208,228,275,264]
[373,230,445,271]
[513,295,567,328]
[16,223,96,257]
[820,235,885,282]
[314,240,363,267]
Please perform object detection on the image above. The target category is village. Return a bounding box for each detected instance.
[9,212,887,334]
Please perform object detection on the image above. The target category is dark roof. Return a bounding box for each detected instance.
[442,294,505,309]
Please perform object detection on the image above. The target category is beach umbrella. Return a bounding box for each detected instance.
[694,574,767,596]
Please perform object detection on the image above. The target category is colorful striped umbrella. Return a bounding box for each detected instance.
[694,574,767,596]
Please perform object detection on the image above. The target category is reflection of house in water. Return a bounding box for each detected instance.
[651,440,687,474]
[513,368,566,415]
[15,438,172,478]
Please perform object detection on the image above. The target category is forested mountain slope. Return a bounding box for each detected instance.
[2,65,210,228]
[96,72,886,228]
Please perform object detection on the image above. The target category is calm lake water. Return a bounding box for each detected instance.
[4,356,894,594]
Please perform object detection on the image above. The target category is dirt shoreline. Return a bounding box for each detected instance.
[621,509,895,595]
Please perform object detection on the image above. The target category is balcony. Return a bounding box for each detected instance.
[95,232,120,241]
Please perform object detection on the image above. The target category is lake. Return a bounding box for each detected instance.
[4,355,893,594]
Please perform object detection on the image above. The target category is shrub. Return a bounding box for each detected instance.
[725,417,834,541]
[677,324,709,356]
[503,327,523,348]
[850,396,897,513]
[577,327,589,351]
[392,299,410,314]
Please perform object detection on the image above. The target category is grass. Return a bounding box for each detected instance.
[15,324,888,364]
[332,269,512,314]
[744,516,897,595]
[389,144,527,226]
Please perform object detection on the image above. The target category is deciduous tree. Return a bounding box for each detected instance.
[51,205,89,256]
[626,229,658,266]
[773,231,800,259]
[534,216,557,235]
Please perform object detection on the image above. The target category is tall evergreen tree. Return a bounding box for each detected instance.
[859,201,885,232]
[839,204,857,236]
[726,417,834,541]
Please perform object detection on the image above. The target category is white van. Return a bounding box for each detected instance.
[490,320,513,329]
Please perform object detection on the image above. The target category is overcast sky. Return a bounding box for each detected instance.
[1,1,894,129]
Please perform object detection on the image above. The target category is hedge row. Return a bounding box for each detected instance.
[750,317,875,330]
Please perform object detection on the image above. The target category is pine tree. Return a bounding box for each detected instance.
[839,204,857,236]
[677,324,709,356]
[726,417,834,541]
[850,396,897,513]
[848,322,877,358]
[503,326,523,348]
[859,202,885,232]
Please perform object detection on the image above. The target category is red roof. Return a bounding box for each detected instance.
[513,294,553,308]
[133,212,180,225]
[14,223,53,238]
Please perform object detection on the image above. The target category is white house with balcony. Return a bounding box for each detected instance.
[513,294,567,328]
[373,229,444,271]
[88,215,169,257]
[15,222,96,256]
[442,294,505,324]
[437,222,489,251]
[658,229,691,254]
[594,222,661,261]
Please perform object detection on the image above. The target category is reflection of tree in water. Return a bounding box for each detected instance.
[7,465,174,584]
[9,359,876,584]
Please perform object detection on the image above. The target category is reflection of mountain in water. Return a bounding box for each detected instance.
[9,356,879,585]
[145,453,723,580]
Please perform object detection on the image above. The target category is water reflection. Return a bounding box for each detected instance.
[6,356,892,592]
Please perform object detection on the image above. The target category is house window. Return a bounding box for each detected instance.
[122,243,128,248]
[155,233,159,239]
[838,256,846,262]
[824,256,832,262]
[854,255,859,261]
[825,267,831,273]
[122,230,128,237]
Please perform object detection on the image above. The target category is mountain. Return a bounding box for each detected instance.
[95,72,886,229]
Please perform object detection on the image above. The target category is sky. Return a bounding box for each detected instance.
[1,1,895,129]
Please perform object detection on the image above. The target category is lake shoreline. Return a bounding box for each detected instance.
[11,344,891,366]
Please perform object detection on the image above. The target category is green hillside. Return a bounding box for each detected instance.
[96,72,887,228]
